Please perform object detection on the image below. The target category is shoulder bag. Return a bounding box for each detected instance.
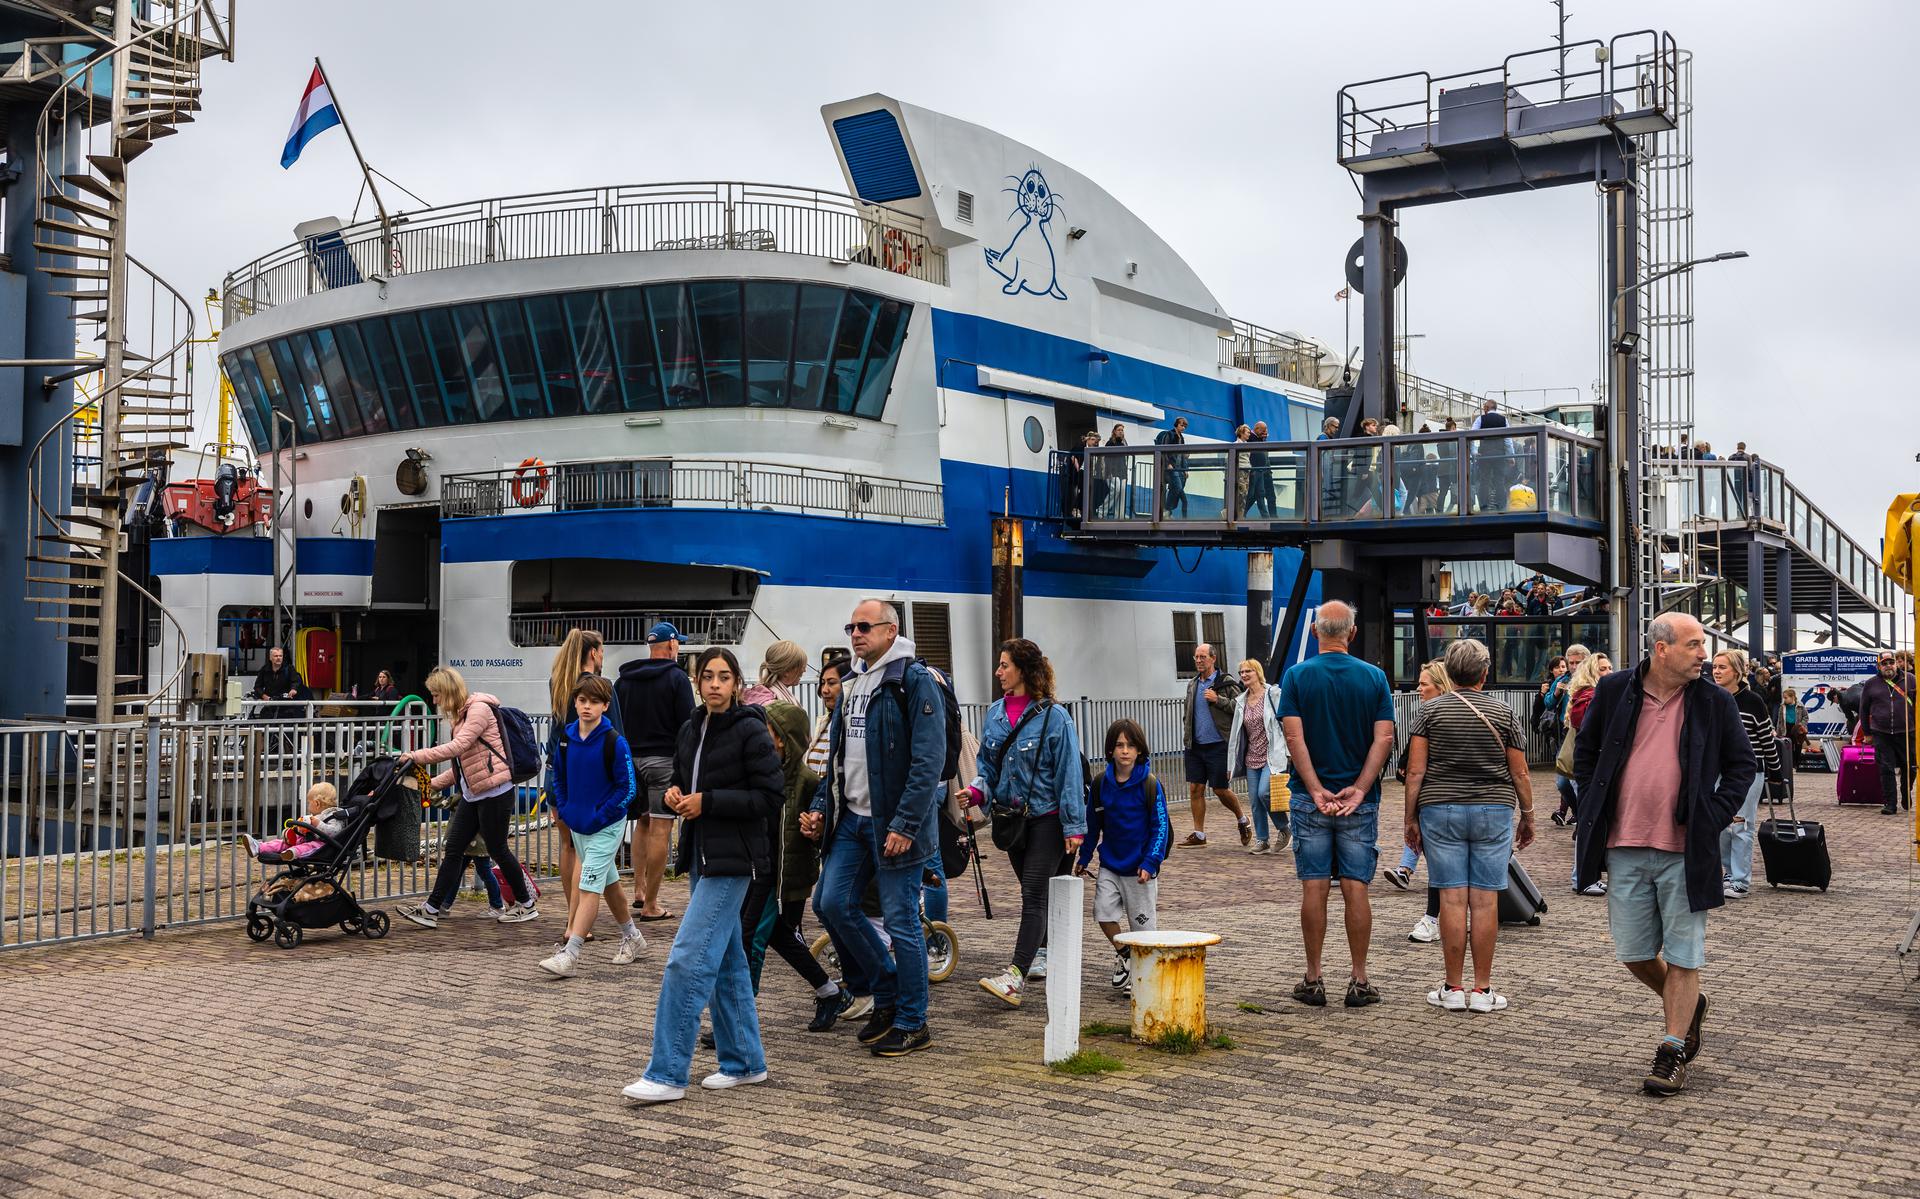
[985,700,1049,852]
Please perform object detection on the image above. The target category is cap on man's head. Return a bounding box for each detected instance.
[646,622,683,644]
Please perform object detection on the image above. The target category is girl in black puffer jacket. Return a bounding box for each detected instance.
[623,648,783,1105]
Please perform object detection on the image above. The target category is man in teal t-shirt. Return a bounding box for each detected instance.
[1276,600,1396,1009]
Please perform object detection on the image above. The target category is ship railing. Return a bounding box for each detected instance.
[441,456,945,526]
[1059,426,1604,530]
[221,181,948,322]
[509,608,751,649]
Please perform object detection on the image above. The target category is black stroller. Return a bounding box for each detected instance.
[244,756,412,949]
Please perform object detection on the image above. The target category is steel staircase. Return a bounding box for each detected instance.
[18,1,234,719]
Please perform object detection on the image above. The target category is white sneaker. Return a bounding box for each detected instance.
[979,967,1024,1007]
[1467,988,1509,1013]
[621,1078,685,1104]
[1110,951,1130,990]
[1722,881,1750,899]
[537,950,578,978]
[1580,881,1608,896]
[498,902,540,923]
[479,906,504,921]
[700,1070,768,1090]
[396,903,438,930]
[839,994,875,1022]
[1028,949,1048,979]
[612,931,647,965]
[1427,985,1467,1011]
[1249,840,1270,855]
[1408,914,1440,944]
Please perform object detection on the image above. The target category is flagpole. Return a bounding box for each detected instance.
[314,57,395,273]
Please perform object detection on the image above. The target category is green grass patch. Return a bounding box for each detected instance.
[1207,1029,1237,1050]
[1145,1026,1203,1055]
[1049,1049,1124,1076]
[1235,1001,1266,1014]
[1080,1020,1130,1038]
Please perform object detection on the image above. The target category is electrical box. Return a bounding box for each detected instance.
[188,652,227,701]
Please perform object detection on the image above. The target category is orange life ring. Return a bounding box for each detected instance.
[880,228,917,274]
[510,457,549,507]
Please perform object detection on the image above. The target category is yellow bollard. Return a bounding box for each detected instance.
[1114,930,1222,1041]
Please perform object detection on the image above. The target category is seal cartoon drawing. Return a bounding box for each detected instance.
[984,167,1068,300]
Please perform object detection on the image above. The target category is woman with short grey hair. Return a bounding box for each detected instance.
[1402,638,1534,1013]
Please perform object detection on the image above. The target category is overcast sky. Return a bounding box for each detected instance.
[138,0,1915,566]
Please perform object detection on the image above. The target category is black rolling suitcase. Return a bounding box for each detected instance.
[1497,856,1548,925]
[1758,777,1830,892]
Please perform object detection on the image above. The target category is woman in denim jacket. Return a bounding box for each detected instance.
[965,638,1086,1008]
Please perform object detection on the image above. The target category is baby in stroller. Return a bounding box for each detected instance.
[243,782,351,861]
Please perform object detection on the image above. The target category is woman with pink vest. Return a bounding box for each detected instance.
[396,666,541,928]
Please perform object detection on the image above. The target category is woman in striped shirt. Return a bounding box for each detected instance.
[1711,649,1784,900]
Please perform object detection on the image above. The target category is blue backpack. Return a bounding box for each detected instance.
[479,700,543,783]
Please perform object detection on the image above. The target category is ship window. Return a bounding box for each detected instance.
[355,317,420,432]
[743,281,797,407]
[310,328,365,437]
[564,291,619,414]
[286,333,339,440]
[789,284,845,410]
[419,308,475,425]
[452,304,510,422]
[646,283,703,407]
[224,278,913,443]
[1201,611,1228,663]
[334,322,396,434]
[487,300,546,419]
[604,287,662,411]
[387,312,450,427]
[908,601,953,676]
[1172,611,1199,677]
[690,280,744,407]
[1288,402,1316,441]
[523,295,582,417]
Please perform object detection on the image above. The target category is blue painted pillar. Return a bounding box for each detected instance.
[0,109,80,720]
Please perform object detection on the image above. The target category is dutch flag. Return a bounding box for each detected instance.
[281,65,341,169]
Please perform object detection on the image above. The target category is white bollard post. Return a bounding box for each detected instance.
[1043,873,1083,1065]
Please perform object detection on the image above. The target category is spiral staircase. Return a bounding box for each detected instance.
[12,1,234,719]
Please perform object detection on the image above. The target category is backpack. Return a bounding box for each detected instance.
[889,658,963,782]
[1054,699,1098,790]
[478,700,543,783]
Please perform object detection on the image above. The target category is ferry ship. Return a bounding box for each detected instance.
[184,94,1340,709]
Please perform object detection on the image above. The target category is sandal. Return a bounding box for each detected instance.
[1291,976,1327,1007]
[639,911,676,922]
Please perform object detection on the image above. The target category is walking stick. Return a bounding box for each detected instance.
[965,821,993,919]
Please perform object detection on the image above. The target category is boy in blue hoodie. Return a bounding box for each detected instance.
[1075,718,1172,993]
[539,675,645,978]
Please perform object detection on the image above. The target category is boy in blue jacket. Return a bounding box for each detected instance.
[539,675,645,978]
[1075,718,1172,993]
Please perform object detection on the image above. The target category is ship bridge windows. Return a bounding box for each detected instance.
[220,279,914,449]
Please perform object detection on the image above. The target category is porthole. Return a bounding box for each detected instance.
[1022,415,1044,454]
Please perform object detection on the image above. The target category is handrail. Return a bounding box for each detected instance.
[440,456,946,526]
[220,180,949,322]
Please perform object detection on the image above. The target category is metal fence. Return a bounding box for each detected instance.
[442,457,946,526]
[221,182,949,322]
[4,690,1558,952]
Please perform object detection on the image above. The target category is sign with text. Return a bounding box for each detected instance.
[1783,648,1877,739]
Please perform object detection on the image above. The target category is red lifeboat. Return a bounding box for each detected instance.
[162,465,272,534]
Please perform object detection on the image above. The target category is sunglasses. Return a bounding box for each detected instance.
[844,620,897,635]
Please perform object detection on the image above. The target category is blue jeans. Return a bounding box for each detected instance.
[923,871,949,924]
[1417,803,1515,890]
[1245,764,1290,843]
[642,869,766,1088]
[812,811,930,1030]
[1719,773,1764,889]
[1289,800,1380,882]
[1397,844,1419,873]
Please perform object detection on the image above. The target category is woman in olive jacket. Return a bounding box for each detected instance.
[623,648,783,1104]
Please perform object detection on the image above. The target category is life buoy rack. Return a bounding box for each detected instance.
[880,228,918,275]
[510,457,549,507]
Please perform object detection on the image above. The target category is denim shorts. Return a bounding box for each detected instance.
[571,819,627,894]
[1417,803,1515,890]
[1289,800,1379,882]
[1606,847,1706,970]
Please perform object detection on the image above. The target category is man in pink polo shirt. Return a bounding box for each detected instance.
[1572,613,1756,1097]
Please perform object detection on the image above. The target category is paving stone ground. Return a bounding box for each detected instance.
[4,768,1919,1198]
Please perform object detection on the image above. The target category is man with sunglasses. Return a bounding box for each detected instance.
[1863,652,1916,815]
[802,598,947,1057]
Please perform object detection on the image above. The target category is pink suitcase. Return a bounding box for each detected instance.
[1836,744,1882,806]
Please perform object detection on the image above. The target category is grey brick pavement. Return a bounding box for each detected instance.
[3,769,1918,1198]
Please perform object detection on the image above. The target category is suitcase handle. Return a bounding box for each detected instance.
[1763,770,1796,826]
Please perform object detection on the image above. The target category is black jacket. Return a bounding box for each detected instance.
[616,656,696,758]
[252,662,306,700]
[1572,662,1757,913]
[672,703,782,879]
